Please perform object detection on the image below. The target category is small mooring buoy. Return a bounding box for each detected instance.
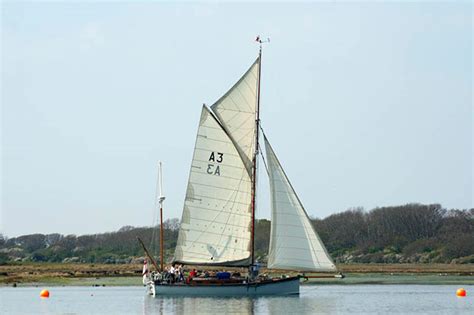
[40,289,50,298]
[456,288,466,297]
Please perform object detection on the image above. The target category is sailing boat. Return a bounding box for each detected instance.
[145,44,336,296]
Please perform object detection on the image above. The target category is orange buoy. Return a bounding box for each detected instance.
[40,289,50,298]
[456,288,466,297]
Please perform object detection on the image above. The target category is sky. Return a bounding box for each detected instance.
[1,1,472,237]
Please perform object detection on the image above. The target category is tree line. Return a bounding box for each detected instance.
[312,204,473,263]
[1,204,472,265]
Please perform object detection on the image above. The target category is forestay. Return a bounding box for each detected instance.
[210,58,259,176]
[264,135,336,271]
[173,106,253,266]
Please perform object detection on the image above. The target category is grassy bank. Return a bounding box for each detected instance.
[0,263,142,285]
[337,263,474,274]
[1,263,472,286]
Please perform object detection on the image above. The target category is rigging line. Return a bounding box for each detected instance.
[150,168,161,259]
[258,125,270,175]
[258,141,270,176]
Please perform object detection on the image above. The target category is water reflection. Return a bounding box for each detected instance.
[254,287,339,314]
[143,295,260,315]
[1,285,472,314]
[142,294,305,315]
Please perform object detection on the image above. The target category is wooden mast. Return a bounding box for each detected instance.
[251,42,262,266]
[158,161,165,271]
[137,163,165,272]
[137,237,160,272]
[160,202,164,271]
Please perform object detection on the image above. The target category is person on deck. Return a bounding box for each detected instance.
[177,264,184,282]
[187,268,197,283]
[169,264,176,283]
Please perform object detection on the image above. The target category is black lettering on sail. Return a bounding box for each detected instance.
[206,164,221,176]
[209,152,215,162]
[207,164,213,174]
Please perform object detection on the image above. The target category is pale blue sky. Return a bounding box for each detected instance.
[1,1,472,237]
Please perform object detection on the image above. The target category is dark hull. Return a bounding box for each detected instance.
[147,277,300,296]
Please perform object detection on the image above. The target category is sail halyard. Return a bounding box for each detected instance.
[263,134,337,272]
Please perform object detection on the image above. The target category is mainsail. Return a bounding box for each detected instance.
[264,135,336,271]
[173,58,260,267]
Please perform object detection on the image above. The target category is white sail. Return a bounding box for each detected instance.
[264,135,336,271]
[211,58,259,176]
[174,106,252,266]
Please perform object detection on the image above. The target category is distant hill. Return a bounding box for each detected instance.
[1,204,472,265]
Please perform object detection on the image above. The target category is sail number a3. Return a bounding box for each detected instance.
[207,151,223,176]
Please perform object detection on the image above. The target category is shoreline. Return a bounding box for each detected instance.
[1,263,472,287]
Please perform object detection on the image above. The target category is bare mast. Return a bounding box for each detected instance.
[158,161,166,271]
[251,39,264,266]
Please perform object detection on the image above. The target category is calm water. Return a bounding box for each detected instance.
[1,285,472,314]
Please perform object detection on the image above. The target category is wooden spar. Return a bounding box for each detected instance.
[137,237,160,272]
[158,161,165,271]
[160,204,164,271]
[250,44,262,266]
